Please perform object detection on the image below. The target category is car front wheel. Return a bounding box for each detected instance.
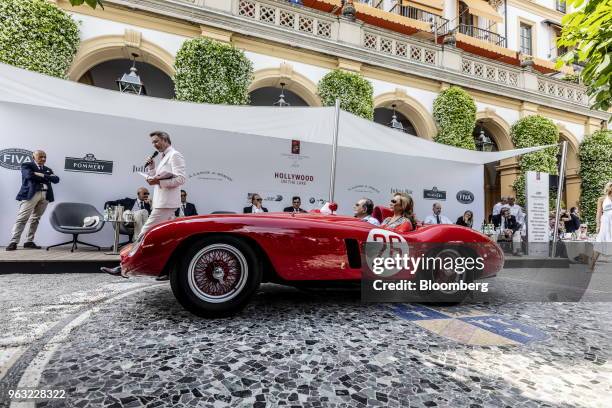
[171,235,262,318]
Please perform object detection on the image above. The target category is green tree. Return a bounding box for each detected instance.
[69,0,104,9]
[432,86,477,150]
[0,0,80,78]
[556,0,612,110]
[510,115,560,207]
[174,38,253,105]
[578,130,612,226]
[317,70,374,120]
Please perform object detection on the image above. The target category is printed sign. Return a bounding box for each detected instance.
[526,171,549,254]
[423,187,446,200]
[64,153,113,174]
[0,148,33,170]
[456,190,475,204]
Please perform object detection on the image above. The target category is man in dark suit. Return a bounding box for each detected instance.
[175,190,198,217]
[283,196,307,213]
[492,207,522,256]
[7,150,60,251]
[243,193,268,213]
[104,187,151,239]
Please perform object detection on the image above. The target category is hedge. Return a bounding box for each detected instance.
[317,69,374,120]
[578,130,612,226]
[174,38,253,104]
[510,115,559,207]
[0,0,80,78]
[432,86,477,150]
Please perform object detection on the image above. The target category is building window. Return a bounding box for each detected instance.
[520,23,533,55]
[556,0,566,13]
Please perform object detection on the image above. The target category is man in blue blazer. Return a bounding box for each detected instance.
[6,150,60,251]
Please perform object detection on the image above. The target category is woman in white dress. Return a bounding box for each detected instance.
[590,181,612,271]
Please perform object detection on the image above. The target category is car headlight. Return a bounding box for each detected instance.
[128,234,145,257]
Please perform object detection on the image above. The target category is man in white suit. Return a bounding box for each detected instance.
[140,131,186,238]
[102,131,185,279]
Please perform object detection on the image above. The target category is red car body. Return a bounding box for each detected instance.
[121,213,504,281]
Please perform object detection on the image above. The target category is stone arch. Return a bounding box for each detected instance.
[556,123,580,173]
[249,63,321,107]
[68,30,176,81]
[373,89,436,140]
[476,108,514,151]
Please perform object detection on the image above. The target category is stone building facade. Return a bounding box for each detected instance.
[50,0,610,211]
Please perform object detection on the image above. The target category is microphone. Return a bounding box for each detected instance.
[145,151,159,167]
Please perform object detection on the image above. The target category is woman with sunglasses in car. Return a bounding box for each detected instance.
[382,193,416,231]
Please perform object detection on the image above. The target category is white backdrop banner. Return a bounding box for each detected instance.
[0,63,553,247]
[0,103,484,246]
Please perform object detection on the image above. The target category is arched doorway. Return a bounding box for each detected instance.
[249,64,321,107]
[78,59,175,99]
[373,90,436,140]
[373,107,417,135]
[249,86,309,106]
[475,110,514,220]
[557,127,581,210]
[474,122,501,221]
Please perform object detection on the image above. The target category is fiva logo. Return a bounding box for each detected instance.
[0,148,33,170]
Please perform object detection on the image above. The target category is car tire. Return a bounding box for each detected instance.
[171,235,262,318]
[417,246,475,304]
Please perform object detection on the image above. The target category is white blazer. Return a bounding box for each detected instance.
[147,146,186,209]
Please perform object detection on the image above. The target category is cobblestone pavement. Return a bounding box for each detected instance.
[0,271,611,408]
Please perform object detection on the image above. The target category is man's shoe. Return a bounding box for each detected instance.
[101,266,125,277]
[155,274,169,281]
[23,242,42,249]
[5,243,17,251]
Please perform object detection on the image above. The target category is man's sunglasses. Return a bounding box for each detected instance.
[254,198,262,202]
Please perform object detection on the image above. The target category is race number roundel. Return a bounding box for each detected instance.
[365,228,409,277]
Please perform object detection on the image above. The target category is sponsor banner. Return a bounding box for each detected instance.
[64,153,113,175]
[423,186,447,200]
[0,148,33,170]
[456,190,474,204]
[0,103,485,245]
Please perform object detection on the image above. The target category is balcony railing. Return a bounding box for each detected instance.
[456,24,506,47]
[556,0,566,13]
[389,3,449,27]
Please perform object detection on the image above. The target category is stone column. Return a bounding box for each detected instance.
[497,158,521,198]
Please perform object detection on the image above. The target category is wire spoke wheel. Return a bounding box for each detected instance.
[188,244,249,303]
[431,248,464,295]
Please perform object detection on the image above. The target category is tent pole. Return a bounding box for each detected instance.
[329,98,340,203]
[552,141,567,257]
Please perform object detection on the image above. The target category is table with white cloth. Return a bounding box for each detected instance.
[563,239,593,263]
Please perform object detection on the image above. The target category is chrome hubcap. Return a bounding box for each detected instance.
[188,244,248,303]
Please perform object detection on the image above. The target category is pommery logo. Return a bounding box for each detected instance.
[0,148,33,170]
[65,153,113,174]
[391,187,413,195]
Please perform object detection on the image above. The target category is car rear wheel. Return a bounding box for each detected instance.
[418,247,474,303]
[171,235,262,318]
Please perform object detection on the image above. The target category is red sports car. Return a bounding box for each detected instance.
[120,211,504,317]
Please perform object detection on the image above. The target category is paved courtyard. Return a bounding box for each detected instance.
[0,268,611,408]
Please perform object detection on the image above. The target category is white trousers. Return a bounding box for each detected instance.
[131,209,149,238]
[138,208,175,238]
[10,191,49,244]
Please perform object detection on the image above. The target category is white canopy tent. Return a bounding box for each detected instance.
[0,63,553,245]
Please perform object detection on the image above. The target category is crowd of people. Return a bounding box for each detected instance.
[6,130,612,271]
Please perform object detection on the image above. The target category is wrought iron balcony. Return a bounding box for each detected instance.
[388,3,449,27]
[456,24,506,47]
